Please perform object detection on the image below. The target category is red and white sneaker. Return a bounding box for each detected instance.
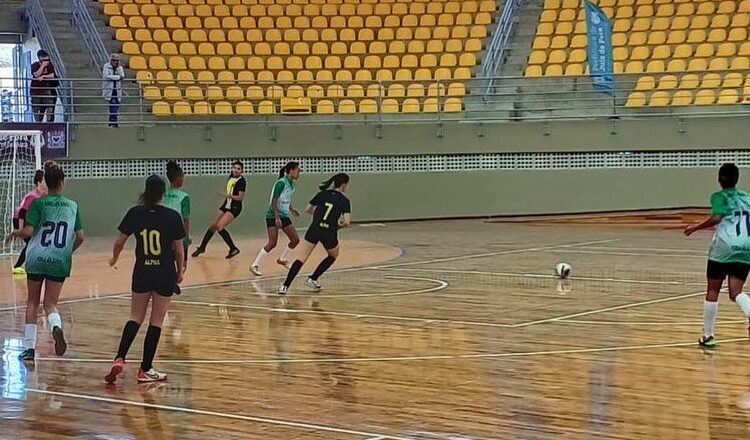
[137,368,167,383]
[105,357,125,384]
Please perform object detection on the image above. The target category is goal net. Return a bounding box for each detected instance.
[0,130,42,257]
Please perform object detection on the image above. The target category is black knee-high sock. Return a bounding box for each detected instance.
[198,230,214,250]
[116,320,141,360]
[283,260,304,287]
[13,239,29,268]
[140,325,162,371]
[310,256,336,281]
[218,229,237,250]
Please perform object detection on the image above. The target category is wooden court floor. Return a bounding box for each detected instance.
[2,219,750,439]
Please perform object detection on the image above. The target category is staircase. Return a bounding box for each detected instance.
[496,0,543,77]
[35,0,142,125]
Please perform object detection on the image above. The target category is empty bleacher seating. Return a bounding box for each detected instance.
[527,0,750,107]
[101,0,496,115]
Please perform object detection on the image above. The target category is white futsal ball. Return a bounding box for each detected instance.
[555,262,572,279]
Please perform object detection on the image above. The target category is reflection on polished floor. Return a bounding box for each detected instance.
[2,220,750,439]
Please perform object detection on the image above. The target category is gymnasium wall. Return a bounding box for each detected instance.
[66,168,720,236]
[69,116,750,160]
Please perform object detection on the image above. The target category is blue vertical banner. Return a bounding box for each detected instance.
[584,0,614,95]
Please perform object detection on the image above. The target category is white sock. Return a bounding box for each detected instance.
[24,324,37,349]
[280,246,294,262]
[703,300,718,337]
[47,311,62,330]
[735,292,750,317]
[252,248,268,267]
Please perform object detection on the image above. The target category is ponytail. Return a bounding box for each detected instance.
[279,161,300,178]
[139,174,166,206]
[319,173,349,191]
[32,169,44,185]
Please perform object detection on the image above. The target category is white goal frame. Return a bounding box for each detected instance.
[1,130,43,257]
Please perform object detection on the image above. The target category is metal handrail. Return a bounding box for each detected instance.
[26,0,72,121]
[1,73,749,125]
[481,0,520,93]
[71,0,110,69]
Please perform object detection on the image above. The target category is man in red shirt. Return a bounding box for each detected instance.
[30,50,57,122]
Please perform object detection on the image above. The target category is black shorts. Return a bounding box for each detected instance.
[266,217,292,228]
[132,273,179,297]
[219,204,242,218]
[305,227,339,250]
[13,218,19,229]
[27,273,66,283]
[707,260,750,281]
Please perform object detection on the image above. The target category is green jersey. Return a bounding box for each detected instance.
[25,194,83,278]
[708,188,750,263]
[265,177,295,219]
[162,187,191,219]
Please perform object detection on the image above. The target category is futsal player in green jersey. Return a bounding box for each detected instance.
[250,161,301,276]
[162,161,191,264]
[10,161,85,362]
[685,163,750,347]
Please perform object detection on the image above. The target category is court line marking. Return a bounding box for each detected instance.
[223,276,448,298]
[535,249,706,259]
[0,293,130,312]
[36,338,749,364]
[579,245,706,255]
[559,319,748,326]
[0,238,617,312]
[512,290,706,327]
[181,238,622,289]
[138,296,518,329]
[24,388,409,440]
[383,267,703,287]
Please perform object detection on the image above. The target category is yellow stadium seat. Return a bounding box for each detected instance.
[380,98,399,113]
[155,71,175,85]
[667,31,686,44]
[306,85,325,99]
[136,70,153,85]
[717,43,737,57]
[625,92,646,107]
[701,73,722,88]
[401,98,420,113]
[647,32,666,45]
[687,30,706,44]
[316,99,334,114]
[634,76,655,91]
[656,75,678,90]
[258,101,275,114]
[116,29,134,41]
[732,58,750,70]
[613,47,628,62]
[338,99,357,114]
[214,101,233,115]
[143,86,162,101]
[652,45,671,60]
[741,43,750,57]
[666,59,687,72]
[709,58,729,71]
[545,64,563,76]
[185,86,204,101]
[568,49,586,63]
[646,60,665,73]
[724,73,743,88]
[367,84,383,98]
[172,101,191,115]
[628,32,646,46]
[648,91,670,106]
[236,101,254,115]
[387,84,406,98]
[688,58,708,71]
[697,2,716,15]
[631,18,649,32]
[625,61,643,74]
[732,14,750,27]
[630,46,650,61]
[206,86,224,101]
[152,101,171,116]
[395,69,412,81]
[193,101,212,115]
[708,29,727,43]
[694,90,716,105]
[671,90,692,106]
[163,86,183,101]
[422,97,439,113]
[729,29,748,43]
[443,97,462,113]
[673,44,692,59]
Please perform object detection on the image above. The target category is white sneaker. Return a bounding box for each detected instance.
[250,265,262,276]
[306,278,322,291]
[277,284,289,295]
[137,368,167,383]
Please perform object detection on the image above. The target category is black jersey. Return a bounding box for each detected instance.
[223,175,246,211]
[309,190,351,232]
[118,205,186,290]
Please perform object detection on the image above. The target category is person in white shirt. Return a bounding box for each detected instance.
[102,53,125,128]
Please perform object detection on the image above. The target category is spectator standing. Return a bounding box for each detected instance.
[102,54,125,128]
[30,50,57,123]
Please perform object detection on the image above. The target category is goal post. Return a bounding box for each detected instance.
[0,130,43,257]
